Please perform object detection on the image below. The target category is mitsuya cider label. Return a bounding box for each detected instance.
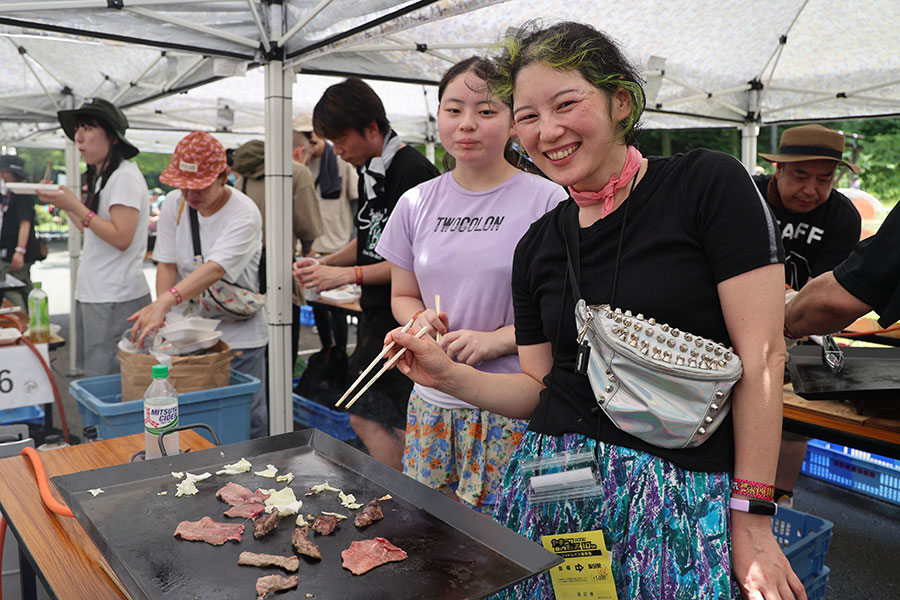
[145,401,179,435]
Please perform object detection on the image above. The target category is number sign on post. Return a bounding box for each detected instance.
[0,343,53,410]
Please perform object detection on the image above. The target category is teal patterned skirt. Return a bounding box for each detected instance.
[489,431,739,600]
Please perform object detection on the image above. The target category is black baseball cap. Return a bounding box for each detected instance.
[0,155,26,179]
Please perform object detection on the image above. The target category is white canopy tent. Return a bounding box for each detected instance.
[1,0,899,436]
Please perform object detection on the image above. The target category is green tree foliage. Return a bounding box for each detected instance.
[12,148,174,192]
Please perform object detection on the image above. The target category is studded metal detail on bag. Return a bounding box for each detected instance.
[575,299,743,449]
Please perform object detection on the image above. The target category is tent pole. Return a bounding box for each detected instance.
[65,127,82,376]
[741,123,760,173]
[264,5,293,436]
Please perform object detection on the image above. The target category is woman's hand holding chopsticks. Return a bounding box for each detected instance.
[385,325,459,390]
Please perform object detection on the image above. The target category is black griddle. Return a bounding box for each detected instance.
[52,430,561,600]
[788,345,900,401]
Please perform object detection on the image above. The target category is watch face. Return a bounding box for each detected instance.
[748,500,778,516]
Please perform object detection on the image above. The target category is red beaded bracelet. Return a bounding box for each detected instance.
[169,287,183,305]
[731,478,775,500]
[82,210,96,228]
[354,265,364,285]
[411,309,426,323]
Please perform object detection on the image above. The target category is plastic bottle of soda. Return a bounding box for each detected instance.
[144,364,179,459]
[27,282,50,344]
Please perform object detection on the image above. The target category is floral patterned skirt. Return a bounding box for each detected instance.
[403,389,527,512]
[488,431,740,600]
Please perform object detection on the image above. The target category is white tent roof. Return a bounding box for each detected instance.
[2,0,900,149]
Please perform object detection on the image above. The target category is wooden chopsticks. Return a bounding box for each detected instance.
[335,315,415,408]
[434,294,441,344]
[342,325,432,410]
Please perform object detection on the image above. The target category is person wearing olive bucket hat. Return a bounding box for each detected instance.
[752,124,862,509]
[36,98,151,377]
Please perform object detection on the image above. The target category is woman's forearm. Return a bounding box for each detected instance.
[65,203,140,251]
[319,238,357,266]
[438,362,543,420]
[392,294,426,327]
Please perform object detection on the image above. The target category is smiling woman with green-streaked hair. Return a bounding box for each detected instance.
[382,20,804,600]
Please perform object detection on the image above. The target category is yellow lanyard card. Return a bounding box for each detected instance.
[541,529,618,600]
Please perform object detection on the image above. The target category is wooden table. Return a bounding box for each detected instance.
[308,295,362,316]
[783,385,900,459]
[0,431,213,600]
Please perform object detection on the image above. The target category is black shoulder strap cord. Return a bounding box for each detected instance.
[188,206,202,259]
[552,174,636,458]
[190,197,264,294]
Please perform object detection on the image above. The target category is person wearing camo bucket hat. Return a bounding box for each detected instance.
[128,131,270,438]
[36,97,151,377]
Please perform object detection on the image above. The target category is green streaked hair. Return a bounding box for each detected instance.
[490,21,645,146]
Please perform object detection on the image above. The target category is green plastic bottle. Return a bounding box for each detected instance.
[143,364,179,459]
[27,282,50,344]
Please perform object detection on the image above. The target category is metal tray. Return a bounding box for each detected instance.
[788,345,900,401]
[53,430,561,600]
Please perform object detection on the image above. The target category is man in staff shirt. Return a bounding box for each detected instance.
[754,124,862,506]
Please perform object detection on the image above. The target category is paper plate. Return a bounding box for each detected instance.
[320,285,361,304]
[0,328,21,346]
[162,316,220,333]
[5,182,61,194]
[158,331,222,355]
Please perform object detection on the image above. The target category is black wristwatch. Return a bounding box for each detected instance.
[729,498,778,515]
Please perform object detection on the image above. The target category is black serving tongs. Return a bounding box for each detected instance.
[821,334,844,375]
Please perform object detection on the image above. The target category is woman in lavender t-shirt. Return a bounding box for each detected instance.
[376,57,567,512]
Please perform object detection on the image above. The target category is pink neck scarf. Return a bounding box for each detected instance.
[568,145,643,218]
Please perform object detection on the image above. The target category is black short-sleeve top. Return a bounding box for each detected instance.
[512,149,784,473]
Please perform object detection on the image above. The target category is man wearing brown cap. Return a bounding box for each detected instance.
[754,124,862,506]
[754,124,862,291]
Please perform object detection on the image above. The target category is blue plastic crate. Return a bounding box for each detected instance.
[804,566,830,600]
[300,304,315,327]
[772,505,833,586]
[70,370,259,445]
[0,404,44,426]
[293,394,356,441]
[802,439,900,506]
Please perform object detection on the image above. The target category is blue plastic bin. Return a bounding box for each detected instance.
[0,405,45,426]
[299,305,315,327]
[802,438,900,506]
[71,370,259,445]
[772,505,833,587]
[293,394,356,441]
[804,566,830,600]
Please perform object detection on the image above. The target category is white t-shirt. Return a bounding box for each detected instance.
[76,160,150,303]
[153,187,267,349]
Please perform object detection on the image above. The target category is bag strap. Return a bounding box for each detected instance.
[188,206,202,259]
[562,174,636,308]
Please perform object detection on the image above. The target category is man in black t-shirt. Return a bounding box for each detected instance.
[786,202,900,335]
[0,155,41,308]
[294,78,439,469]
[754,124,861,291]
[755,124,863,505]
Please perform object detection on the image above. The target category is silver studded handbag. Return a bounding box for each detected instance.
[563,195,743,449]
[574,300,742,448]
